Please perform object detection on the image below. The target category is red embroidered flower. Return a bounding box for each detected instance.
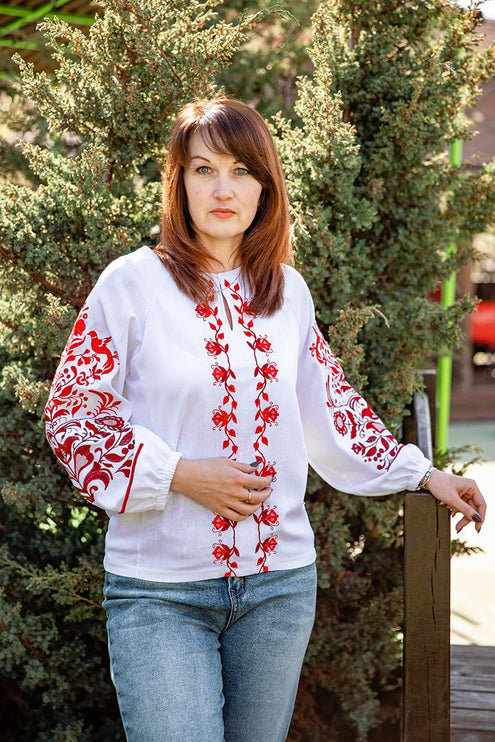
[259,463,277,479]
[260,404,279,424]
[212,409,230,428]
[259,363,278,380]
[205,340,222,356]
[334,410,348,436]
[212,543,231,562]
[98,414,126,430]
[262,536,278,553]
[196,303,213,318]
[212,515,232,532]
[212,365,229,383]
[254,337,271,352]
[260,508,278,526]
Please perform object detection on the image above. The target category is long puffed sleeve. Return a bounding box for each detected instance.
[295,288,430,496]
[44,271,182,515]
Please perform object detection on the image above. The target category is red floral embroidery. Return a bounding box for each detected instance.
[44,305,137,510]
[212,519,240,572]
[226,280,280,573]
[309,325,402,471]
[196,292,239,576]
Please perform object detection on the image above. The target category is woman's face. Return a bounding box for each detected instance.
[183,131,263,260]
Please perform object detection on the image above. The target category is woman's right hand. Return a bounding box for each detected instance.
[170,457,273,521]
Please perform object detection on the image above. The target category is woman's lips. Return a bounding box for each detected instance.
[210,209,236,219]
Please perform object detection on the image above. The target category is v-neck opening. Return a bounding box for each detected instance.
[221,292,234,331]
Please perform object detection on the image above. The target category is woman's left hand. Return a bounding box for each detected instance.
[425,469,487,534]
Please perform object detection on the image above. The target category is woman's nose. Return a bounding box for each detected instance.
[213,175,234,199]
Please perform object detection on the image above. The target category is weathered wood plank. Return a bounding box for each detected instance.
[452,646,495,668]
[402,491,451,741]
[453,677,495,693]
[451,646,495,737]
[451,732,495,742]
[451,690,495,710]
[451,709,495,731]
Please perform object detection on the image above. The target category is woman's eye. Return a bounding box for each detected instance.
[235,167,249,176]
[196,166,211,174]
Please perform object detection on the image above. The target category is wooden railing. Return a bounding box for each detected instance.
[401,370,451,741]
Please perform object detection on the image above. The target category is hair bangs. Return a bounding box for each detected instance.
[189,104,271,187]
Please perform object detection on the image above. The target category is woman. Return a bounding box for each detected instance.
[45,98,486,742]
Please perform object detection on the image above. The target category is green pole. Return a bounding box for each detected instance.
[436,139,463,453]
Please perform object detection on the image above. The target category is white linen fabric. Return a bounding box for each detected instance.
[45,246,430,581]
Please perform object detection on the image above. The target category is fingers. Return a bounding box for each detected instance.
[427,470,487,533]
[455,480,486,533]
[220,486,273,521]
[230,459,261,475]
[229,459,273,490]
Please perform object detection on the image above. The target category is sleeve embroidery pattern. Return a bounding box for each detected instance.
[45,305,137,509]
[227,281,279,573]
[196,294,240,577]
[309,324,402,472]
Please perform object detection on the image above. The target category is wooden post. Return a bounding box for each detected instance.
[401,370,451,742]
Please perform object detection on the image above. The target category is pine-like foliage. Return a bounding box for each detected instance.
[0,2,266,739]
[278,2,495,739]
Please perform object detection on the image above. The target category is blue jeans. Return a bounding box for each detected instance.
[103,562,317,742]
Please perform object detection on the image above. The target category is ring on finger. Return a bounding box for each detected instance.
[245,489,252,504]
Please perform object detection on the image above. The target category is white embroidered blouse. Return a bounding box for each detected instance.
[45,246,431,581]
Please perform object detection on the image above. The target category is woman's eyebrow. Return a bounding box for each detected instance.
[189,154,244,164]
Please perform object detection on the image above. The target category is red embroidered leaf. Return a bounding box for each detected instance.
[262,566,269,572]
[257,557,264,565]
[262,392,269,401]
[230,561,238,568]
[256,382,264,390]
[104,435,116,449]
[223,440,229,449]
[105,453,125,463]
[255,426,263,434]
[223,396,229,405]
[121,430,133,445]
[228,385,235,392]
[209,322,217,330]
[261,436,268,446]
[233,283,240,291]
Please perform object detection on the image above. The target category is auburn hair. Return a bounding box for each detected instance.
[155,98,292,316]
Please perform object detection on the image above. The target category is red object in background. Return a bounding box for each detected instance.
[470,301,495,347]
